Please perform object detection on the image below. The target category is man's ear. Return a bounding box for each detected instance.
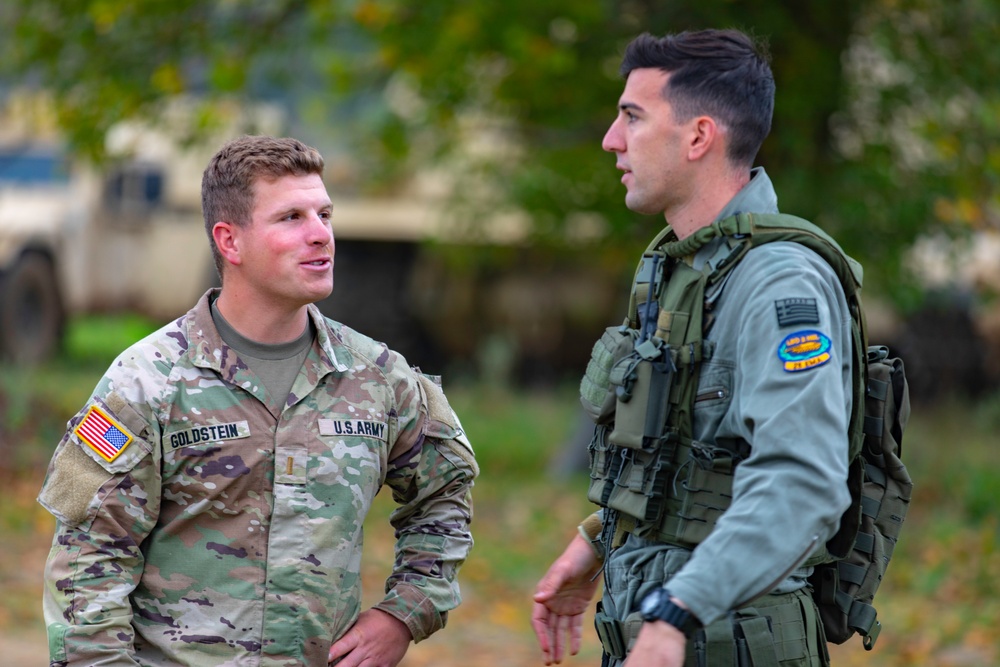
[213,221,242,267]
[687,116,719,161]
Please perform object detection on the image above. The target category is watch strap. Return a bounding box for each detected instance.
[642,588,700,638]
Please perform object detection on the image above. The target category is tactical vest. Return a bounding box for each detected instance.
[580,211,867,558]
[582,211,913,650]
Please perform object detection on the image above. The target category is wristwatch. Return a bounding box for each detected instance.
[639,587,700,638]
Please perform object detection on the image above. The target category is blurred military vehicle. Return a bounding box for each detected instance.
[0,94,621,378]
[0,97,284,364]
[0,145,221,364]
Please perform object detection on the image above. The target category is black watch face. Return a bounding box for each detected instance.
[641,589,664,615]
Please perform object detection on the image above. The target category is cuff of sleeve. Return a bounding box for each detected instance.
[578,512,605,562]
[374,583,447,643]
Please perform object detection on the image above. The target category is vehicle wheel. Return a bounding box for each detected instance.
[0,253,64,364]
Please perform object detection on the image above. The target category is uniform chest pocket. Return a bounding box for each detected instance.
[161,421,255,478]
[311,425,388,508]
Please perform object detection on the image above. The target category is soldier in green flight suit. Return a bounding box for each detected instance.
[38,135,478,667]
[532,30,853,667]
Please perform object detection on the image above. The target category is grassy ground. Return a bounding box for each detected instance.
[1,315,998,665]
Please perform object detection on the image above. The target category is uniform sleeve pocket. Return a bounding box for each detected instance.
[38,395,153,527]
[693,361,734,428]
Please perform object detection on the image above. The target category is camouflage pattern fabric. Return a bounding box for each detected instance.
[38,290,478,667]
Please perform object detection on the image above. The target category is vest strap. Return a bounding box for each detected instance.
[703,618,736,667]
[736,614,780,667]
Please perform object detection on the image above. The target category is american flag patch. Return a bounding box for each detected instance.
[75,405,133,462]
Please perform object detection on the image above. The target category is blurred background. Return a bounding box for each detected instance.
[0,1,997,665]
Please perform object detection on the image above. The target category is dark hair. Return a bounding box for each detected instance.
[202,135,325,278]
[620,30,774,167]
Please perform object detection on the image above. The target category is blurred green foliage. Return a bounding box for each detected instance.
[62,313,160,367]
[1,0,998,307]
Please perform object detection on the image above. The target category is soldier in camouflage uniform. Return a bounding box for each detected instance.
[38,135,478,667]
[532,31,852,666]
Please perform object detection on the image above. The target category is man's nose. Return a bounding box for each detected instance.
[309,213,333,244]
[602,117,624,153]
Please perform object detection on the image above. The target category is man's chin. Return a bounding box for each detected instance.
[312,284,334,303]
[302,280,334,305]
[624,195,659,216]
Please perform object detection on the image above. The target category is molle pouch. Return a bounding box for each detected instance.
[608,339,674,449]
[580,325,639,424]
[604,445,672,523]
[672,441,738,546]
[587,425,670,522]
[586,424,617,508]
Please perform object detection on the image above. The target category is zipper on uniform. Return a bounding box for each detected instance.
[695,386,728,403]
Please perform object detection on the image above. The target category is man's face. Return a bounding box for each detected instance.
[602,68,693,217]
[229,172,334,309]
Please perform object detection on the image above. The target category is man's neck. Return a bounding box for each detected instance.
[214,289,311,344]
[667,166,752,240]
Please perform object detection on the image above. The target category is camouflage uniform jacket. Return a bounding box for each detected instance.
[38,290,478,667]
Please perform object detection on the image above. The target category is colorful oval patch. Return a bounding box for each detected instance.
[777,330,832,373]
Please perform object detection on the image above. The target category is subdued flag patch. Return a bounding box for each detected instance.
[775,298,819,327]
[75,405,133,462]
